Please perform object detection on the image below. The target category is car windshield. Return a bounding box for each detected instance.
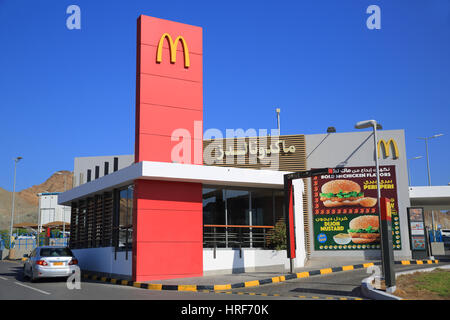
[39,248,73,257]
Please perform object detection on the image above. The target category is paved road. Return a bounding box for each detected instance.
[1,260,448,301]
[0,261,291,300]
[230,262,450,300]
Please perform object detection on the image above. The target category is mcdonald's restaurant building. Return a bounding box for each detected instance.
[59,15,412,282]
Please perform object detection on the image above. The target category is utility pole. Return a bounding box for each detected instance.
[9,157,22,249]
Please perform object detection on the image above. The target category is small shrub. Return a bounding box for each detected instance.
[269,220,287,250]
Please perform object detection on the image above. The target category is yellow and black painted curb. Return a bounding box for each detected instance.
[81,259,441,292]
[211,291,364,300]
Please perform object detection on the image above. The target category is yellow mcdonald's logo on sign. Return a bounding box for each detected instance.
[156,33,190,68]
[377,139,399,159]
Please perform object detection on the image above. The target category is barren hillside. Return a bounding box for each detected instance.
[17,170,73,206]
[0,171,73,230]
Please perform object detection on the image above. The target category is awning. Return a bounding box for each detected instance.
[42,221,71,229]
[409,186,450,210]
[59,161,290,205]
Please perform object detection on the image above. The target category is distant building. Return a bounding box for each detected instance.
[38,192,71,232]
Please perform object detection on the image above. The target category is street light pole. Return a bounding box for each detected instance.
[407,156,423,186]
[9,157,22,249]
[355,120,382,232]
[425,138,431,185]
[355,120,395,293]
[418,134,444,240]
[55,171,68,236]
[276,108,281,135]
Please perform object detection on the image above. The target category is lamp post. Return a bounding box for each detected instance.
[355,120,382,221]
[418,134,443,186]
[418,134,444,240]
[355,120,396,293]
[275,108,281,135]
[407,156,423,186]
[9,157,22,249]
[55,171,68,236]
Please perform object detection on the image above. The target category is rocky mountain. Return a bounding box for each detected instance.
[17,171,73,206]
[0,171,73,231]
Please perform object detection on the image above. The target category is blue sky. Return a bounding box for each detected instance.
[0,0,449,191]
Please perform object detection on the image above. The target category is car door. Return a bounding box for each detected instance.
[26,249,36,274]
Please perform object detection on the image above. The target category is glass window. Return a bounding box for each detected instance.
[251,189,274,226]
[202,186,284,249]
[40,248,73,257]
[273,190,285,223]
[116,185,133,251]
[202,187,226,225]
[226,189,249,226]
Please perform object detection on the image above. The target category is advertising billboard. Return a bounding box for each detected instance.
[407,207,427,251]
[312,165,402,250]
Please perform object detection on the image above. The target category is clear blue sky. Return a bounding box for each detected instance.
[0,0,449,191]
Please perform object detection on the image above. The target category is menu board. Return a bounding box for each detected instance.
[407,207,426,251]
[312,165,402,251]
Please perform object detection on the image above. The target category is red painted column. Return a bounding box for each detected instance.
[133,15,203,281]
[286,181,296,259]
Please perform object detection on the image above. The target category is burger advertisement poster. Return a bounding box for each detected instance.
[312,165,402,251]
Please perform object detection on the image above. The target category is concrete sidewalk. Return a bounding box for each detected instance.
[142,257,382,286]
[80,257,444,292]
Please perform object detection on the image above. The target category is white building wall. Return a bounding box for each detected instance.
[38,194,71,228]
[203,249,290,274]
[72,247,132,277]
[73,155,134,187]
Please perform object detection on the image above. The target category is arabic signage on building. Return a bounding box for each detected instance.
[312,165,402,251]
[212,139,296,161]
[203,135,306,172]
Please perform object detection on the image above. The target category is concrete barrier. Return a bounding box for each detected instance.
[431,242,445,256]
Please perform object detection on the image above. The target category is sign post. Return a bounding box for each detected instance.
[380,197,396,292]
[284,168,332,273]
[407,207,428,260]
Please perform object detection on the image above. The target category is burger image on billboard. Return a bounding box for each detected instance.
[319,179,377,208]
[347,215,380,244]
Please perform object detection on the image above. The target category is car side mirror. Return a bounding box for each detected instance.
[23,254,29,258]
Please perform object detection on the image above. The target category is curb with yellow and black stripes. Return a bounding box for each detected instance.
[81,259,442,293]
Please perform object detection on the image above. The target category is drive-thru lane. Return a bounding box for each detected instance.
[0,261,290,300]
[1,260,449,300]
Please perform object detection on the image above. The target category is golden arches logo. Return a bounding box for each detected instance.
[377,139,399,159]
[156,33,190,68]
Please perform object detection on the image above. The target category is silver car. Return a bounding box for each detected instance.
[23,246,79,282]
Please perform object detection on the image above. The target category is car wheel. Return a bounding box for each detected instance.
[30,268,37,283]
[22,266,28,280]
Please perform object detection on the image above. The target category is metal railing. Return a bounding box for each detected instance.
[203,224,275,257]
